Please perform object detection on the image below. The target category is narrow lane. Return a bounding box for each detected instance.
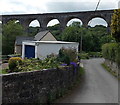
[55,58,118,103]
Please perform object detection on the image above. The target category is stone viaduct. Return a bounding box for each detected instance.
[1,9,114,31]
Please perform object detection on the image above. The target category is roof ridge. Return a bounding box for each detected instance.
[34,30,50,41]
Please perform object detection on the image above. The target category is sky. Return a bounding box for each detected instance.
[1,0,119,27]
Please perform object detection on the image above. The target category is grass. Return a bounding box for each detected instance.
[101,63,119,79]
[79,66,85,75]
[0,69,8,74]
[74,66,85,87]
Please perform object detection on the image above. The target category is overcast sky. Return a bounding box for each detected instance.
[1,0,119,27]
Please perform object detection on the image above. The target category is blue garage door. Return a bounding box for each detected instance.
[25,45,35,58]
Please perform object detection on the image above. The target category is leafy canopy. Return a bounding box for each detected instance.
[2,20,26,55]
[61,22,114,52]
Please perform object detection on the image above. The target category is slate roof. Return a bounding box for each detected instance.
[15,30,52,45]
[34,30,49,41]
[15,36,34,45]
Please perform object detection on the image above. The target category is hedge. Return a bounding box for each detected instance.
[102,43,120,66]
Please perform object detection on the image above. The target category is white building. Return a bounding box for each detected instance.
[15,30,57,54]
[22,41,79,59]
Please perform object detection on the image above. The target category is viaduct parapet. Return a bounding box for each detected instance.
[1,9,114,31]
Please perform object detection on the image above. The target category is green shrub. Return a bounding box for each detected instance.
[88,52,102,58]
[64,55,70,65]
[116,43,120,67]
[63,47,77,62]
[78,52,89,59]
[57,47,77,65]
[15,56,60,72]
[102,43,120,66]
[4,48,77,73]
[8,57,22,72]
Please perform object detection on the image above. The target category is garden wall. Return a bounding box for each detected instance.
[104,59,120,77]
[2,66,80,104]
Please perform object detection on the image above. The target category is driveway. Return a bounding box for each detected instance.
[54,58,118,103]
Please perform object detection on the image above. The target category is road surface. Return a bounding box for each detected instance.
[54,58,118,103]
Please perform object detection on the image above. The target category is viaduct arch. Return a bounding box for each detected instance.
[1,9,114,31]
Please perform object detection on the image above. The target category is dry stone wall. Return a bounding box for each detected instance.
[2,66,80,104]
[104,59,120,77]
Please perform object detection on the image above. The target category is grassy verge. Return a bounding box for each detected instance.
[101,63,119,79]
[79,66,85,75]
[70,67,85,87]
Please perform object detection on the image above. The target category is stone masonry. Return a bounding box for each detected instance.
[2,66,80,104]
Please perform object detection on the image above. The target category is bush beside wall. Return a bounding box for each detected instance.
[102,43,120,65]
[102,43,120,77]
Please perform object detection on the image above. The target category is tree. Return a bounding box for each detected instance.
[69,21,81,28]
[2,20,26,55]
[28,26,40,37]
[62,21,83,41]
[62,22,114,52]
[111,9,120,42]
[48,24,60,30]
[62,26,81,42]
[48,24,61,40]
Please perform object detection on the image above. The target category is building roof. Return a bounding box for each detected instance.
[34,30,49,41]
[15,36,34,45]
[15,30,56,45]
[23,41,79,44]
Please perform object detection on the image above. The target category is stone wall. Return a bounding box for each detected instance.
[104,59,120,77]
[2,66,80,104]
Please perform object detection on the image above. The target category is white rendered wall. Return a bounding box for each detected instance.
[36,43,78,59]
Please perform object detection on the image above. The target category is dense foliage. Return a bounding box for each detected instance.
[2,20,26,55]
[78,52,89,59]
[64,25,114,52]
[57,47,77,65]
[48,22,114,52]
[8,57,23,72]
[88,52,102,58]
[111,9,120,42]
[102,9,120,70]
[4,47,78,73]
[2,20,115,55]
[28,26,40,36]
[48,24,61,40]
[6,56,60,73]
[78,52,102,59]
[61,25,81,42]
[102,43,120,66]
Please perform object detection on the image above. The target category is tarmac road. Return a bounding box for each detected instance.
[54,58,118,103]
